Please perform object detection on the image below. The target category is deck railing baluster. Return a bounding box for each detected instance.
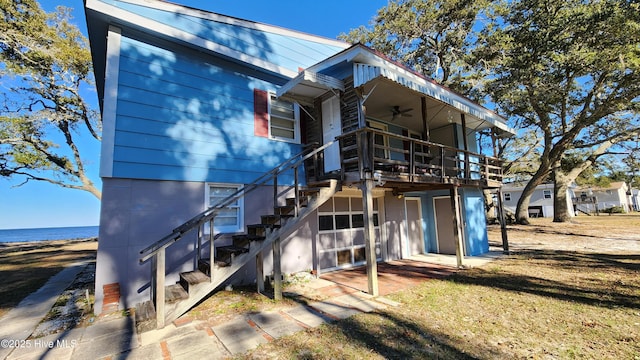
[209,218,214,280]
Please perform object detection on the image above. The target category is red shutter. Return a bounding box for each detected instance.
[254,89,269,138]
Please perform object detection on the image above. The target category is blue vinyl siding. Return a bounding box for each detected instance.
[101,0,347,73]
[111,36,301,183]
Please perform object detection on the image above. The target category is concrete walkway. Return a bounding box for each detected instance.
[0,260,92,360]
[1,255,499,360]
[2,278,399,360]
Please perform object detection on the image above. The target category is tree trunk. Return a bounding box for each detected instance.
[515,169,550,224]
[483,189,496,223]
[553,168,572,222]
[552,139,621,222]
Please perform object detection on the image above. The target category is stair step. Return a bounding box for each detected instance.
[135,301,156,333]
[261,214,295,226]
[179,270,209,292]
[231,234,266,241]
[232,234,265,248]
[247,223,280,236]
[247,223,280,229]
[165,284,189,303]
[274,206,295,216]
[285,197,297,206]
[198,258,230,274]
[216,245,250,256]
[261,214,281,225]
[300,187,323,195]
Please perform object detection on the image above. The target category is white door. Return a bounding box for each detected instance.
[322,96,341,173]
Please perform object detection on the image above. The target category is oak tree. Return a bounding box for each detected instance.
[475,0,640,223]
[0,0,101,199]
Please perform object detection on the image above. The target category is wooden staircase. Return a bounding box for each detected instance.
[135,143,340,331]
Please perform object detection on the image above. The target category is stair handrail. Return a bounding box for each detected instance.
[139,140,336,262]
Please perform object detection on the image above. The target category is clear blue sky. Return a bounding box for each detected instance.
[0,0,387,230]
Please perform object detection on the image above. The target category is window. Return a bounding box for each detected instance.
[269,94,300,143]
[504,193,511,201]
[367,120,389,159]
[543,190,552,199]
[318,196,381,270]
[205,184,244,233]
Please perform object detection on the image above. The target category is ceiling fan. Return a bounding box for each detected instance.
[391,106,413,120]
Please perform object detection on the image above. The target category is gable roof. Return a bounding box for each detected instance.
[574,181,628,192]
[502,182,555,191]
[85,0,350,101]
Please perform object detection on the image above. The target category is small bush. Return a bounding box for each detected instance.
[600,206,624,214]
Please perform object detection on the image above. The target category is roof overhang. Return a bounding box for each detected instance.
[300,44,516,137]
[276,70,345,106]
[353,63,516,136]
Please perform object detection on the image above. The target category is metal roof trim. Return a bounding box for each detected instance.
[353,63,516,135]
[276,70,344,100]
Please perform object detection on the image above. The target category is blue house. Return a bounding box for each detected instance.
[85,0,514,328]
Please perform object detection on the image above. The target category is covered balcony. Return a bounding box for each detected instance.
[336,127,504,191]
[277,46,513,191]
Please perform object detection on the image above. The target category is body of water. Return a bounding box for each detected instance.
[0,226,99,243]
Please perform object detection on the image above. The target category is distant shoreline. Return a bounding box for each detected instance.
[0,225,99,243]
[0,237,98,246]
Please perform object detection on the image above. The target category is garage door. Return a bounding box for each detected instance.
[317,196,381,271]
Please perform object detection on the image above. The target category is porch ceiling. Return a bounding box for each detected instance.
[361,77,497,135]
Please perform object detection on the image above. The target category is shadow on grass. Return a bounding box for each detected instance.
[500,224,640,242]
[448,250,640,310]
[325,310,498,360]
[244,288,502,360]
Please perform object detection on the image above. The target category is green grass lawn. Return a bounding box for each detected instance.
[235,217,640,360]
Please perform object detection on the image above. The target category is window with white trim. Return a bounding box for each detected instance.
[543,190,552,199]
[205,184,244,233]
[269,94,300,143]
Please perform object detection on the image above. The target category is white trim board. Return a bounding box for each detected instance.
[86,0,299,78]
[99,25,121,178]
[111,0,350,49]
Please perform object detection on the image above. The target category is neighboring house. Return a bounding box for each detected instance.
[572,182,632,213]
[85,0,514,328]
[501,183,573,218]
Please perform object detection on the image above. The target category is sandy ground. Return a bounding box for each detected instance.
[488,215,640,253]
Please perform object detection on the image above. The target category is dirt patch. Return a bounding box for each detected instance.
[489,215,640,253]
